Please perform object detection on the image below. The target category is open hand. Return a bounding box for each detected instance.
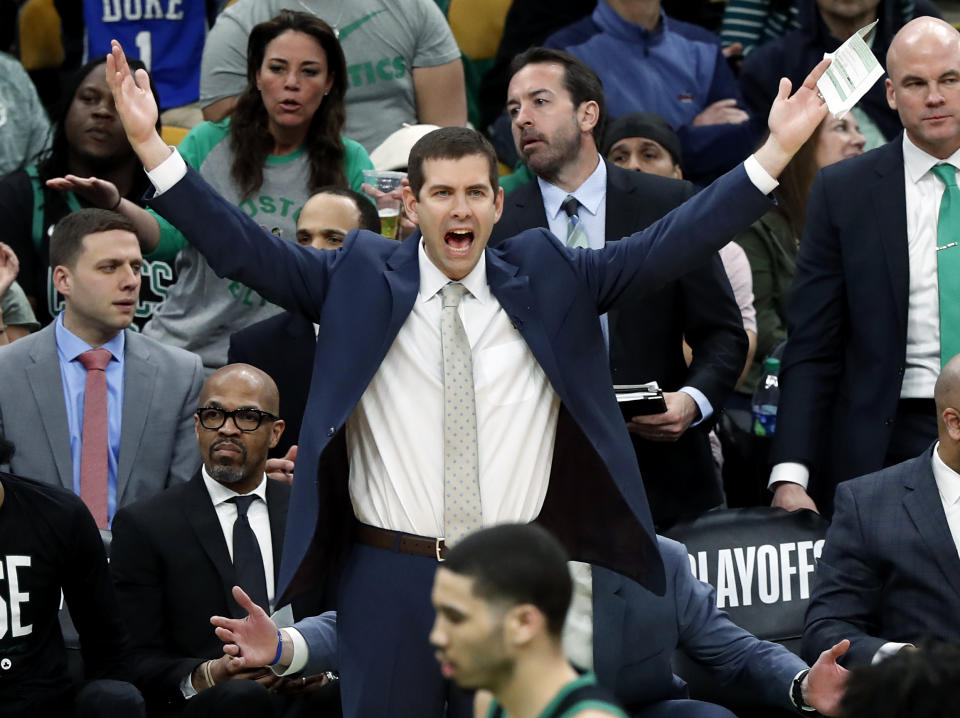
[46,175,122,210]
[0,243,20,299]
[211,586,281,670]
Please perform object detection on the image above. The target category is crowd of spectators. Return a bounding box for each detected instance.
[1,0,959,717]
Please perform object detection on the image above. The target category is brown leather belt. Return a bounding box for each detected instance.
[355,523,447,561]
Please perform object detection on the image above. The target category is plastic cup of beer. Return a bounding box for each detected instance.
[362,170,407,240]
[376,195,402,240]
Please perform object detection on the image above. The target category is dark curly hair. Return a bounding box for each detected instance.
[229,10,349,199]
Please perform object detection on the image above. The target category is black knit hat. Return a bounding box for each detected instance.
[601,112,682,166]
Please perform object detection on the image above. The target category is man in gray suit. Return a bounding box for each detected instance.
[0,208,203,526]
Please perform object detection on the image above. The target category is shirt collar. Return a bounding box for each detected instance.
[538,156,607,224]
[902,133,960,185]
[417,238,491,304]
[932,442,960,507]
[54,312,125,363]
[201,465,269,508]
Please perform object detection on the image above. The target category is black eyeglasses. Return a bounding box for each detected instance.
[196,407,279,432]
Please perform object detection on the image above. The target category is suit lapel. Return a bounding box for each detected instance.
[117,332,156,505]
[902,451,960,599]
[383,234,421,355]
[26,325,73,489]
[486,250,568,399]
[869,140,910,333]
[265,479,289,583]
[603,162,638,242]
[182,473,241,614]
[592,566,626,683]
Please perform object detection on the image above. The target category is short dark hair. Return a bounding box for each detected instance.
[49,209,139,270]
[509,47,607,141]
[407,127,499,199]
[840,641,960,718]
[311,186,382,233]
[443,523,572,637]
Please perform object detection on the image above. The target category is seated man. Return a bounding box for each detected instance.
[228,187,381,460]
[109,365,332,717]
[802,354,960,666]
[0,433,144,718]
[0,209,203,527]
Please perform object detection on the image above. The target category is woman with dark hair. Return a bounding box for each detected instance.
[56,11,373,371]
[0,56,166,327]
[732,111,866,393]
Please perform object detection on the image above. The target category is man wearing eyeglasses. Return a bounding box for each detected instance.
[108,364,336,718]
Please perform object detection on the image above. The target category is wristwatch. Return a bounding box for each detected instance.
[790,668,816,712]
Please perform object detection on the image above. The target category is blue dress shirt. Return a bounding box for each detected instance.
[55,314,125,525]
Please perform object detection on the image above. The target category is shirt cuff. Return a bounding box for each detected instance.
[270,627,310,676]
[769,462,810,490]
[872,642,913,664]
[744,154,779,195]
[180,670,198,699]
[145,147,187,195]
[678,386,712,425]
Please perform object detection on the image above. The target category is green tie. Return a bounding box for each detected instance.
[561,195,589,249]
[931,163,960,367]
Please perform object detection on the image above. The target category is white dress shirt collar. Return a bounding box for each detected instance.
[538,155,607,224]
[902,134,960,185]
[201,466,269,507]
[932,441,960,509]
[417,238,491,305]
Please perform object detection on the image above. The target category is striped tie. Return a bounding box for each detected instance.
[561,195,589,249]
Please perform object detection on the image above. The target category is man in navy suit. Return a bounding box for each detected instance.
[770,17,960,516]
[105,39,832,718]
[491,48,747,528]
[803,353,960,666]
[228,188,381,462]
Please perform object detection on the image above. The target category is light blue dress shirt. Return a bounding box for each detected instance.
[55,314,125,525]
[536,156,712,423]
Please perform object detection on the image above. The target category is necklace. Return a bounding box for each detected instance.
[296,0,346,38]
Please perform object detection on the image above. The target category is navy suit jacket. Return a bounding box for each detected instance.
[803,446,960,665]
[228,311,317,458]
[772,138,912,515]
[491,163,747,525]
[148,164,772,607]
[594,537,806,713]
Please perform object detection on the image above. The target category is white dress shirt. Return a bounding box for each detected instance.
[347,241,560,537]
[770,137,958,491]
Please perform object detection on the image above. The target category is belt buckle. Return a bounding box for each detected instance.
[436,537,445,562]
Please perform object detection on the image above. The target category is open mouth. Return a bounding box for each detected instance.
[444,229,474,256]
[280,100,302,111]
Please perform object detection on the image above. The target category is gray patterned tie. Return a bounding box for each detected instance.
[561,195,589,249]
[440,282,482,544]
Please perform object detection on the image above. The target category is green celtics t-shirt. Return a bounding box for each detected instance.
[143,119,372,370]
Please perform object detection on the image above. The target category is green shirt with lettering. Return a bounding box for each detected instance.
[143,119,372,370]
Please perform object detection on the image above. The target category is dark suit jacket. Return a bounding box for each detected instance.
[594,537,806,713]
[491,163,747,526]
[802,446,960,666]
[772,138,912,515]
[148,164,772,607]
[109,472,324,713]
[228,311,317,458]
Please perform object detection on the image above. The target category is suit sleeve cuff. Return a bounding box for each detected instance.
[145,147,187,195]
[745,154,780,195]
[180,670,198,699]
[872,642,913,664]
[270,627,310,676]
[769,462,810,490]
[679,386,712,425]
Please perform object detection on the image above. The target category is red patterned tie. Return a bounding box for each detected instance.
[78,349,112,528]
